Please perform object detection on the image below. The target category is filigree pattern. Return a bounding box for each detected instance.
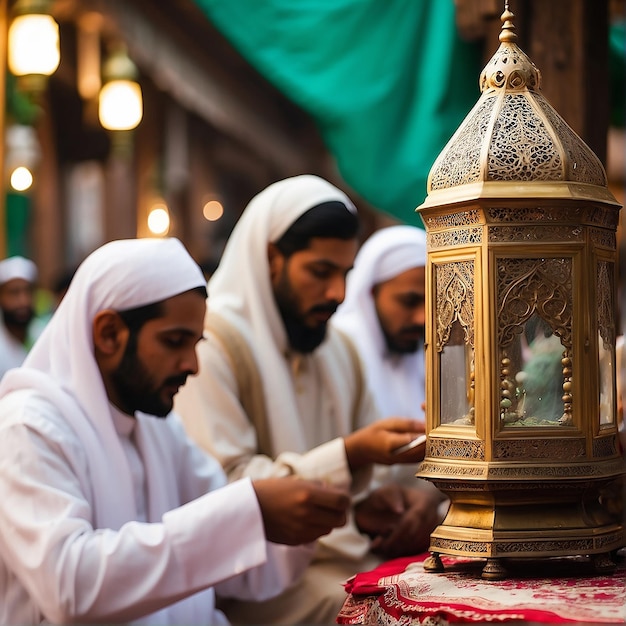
[488,225,583,243]
[593,436,617,457]
[425,210,481,229]
[428,228,482,248]
[488,94,563,181]
[431,538,489,553]
[428,439,485,460]
[587,205,619,228]
[436,262,475,351]
[479,44,541,93]
[497,257,572,349]
[418,462,486,477]
[487,206,578,222]
[494,540,593,554]
[597,262,615,350]
[493,438,585,460]
[429,98,496,191]
[590,227,616,249]
[534,93,607,186]
[485,461,625,477]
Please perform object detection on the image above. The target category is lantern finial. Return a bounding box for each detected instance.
[499,3,517,43]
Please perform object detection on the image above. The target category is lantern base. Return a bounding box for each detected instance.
[421,476,625,580]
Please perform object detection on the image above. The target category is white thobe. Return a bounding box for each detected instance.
[175,325,379,561]
[0,389,313,625]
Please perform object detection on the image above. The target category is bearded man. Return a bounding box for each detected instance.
[0,237,352,625]
[0,256,45,378]
[175,175,440,625]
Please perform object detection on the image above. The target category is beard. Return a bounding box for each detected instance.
[273,270,337,354]
[110,332,188,417]
[1,306,34,329]
[383,325,425,355]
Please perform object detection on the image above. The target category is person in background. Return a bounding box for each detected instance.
[0,237,350,625]
[333,225,428,420]
[0,255,46,379]
[175,175,440,625]
[332,225,447,557]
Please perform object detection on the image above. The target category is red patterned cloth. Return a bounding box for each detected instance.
[338,551,626,624]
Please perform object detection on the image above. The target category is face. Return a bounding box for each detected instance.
[0,278,35,328]
[373,265,426,354]
[110,290,206,417]
[271,236,358,353]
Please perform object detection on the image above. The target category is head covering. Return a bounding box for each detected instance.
[0,237,205,528]
[207,174,358,452]
[332,225,427,418]
[0,256,37,286]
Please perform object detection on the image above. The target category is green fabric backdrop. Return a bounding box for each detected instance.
[194,0,482,225]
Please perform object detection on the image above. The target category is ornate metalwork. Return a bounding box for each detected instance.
[416,4,624,574]
[488,225,583,243]
[428,98,495,191]
[428,227,482,248]
[593,436,618,457]
[488,94,563,181]
[436,261,475,351]
[493,438,585,460]
[535,94,607,187]
[597,262,615,350]
[497,258,572,349]
[424,209,481,229]
[428,438,485,460]
[590,227,616,249]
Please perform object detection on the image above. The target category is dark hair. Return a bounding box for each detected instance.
[117,286,207,333]
[273,201,359,258]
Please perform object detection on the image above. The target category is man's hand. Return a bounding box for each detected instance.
[252,477,350,545]
[344,417,426,471]
[355,484,443,558]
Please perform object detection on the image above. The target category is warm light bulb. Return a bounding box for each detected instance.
[8,14,60,76]
[147,206,170,235]
[203,200,224,221]
[99,80,143,131]
[10,166,33,191]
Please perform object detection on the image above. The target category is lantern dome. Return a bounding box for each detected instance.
[426,6,607,196]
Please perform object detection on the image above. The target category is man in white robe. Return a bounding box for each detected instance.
[175,175,440,624]
[333,225,428,419]
[0,256,46,379]
[332,225,448,552]
[0,237,351,625]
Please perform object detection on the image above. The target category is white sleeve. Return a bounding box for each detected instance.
[0,413,270,624]
[175,333,358,490]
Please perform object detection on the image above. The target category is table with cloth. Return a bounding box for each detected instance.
[337,549,626,625]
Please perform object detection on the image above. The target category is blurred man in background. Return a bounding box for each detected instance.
[0,256,45,379]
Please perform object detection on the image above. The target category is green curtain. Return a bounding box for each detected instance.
[194,0,482,225]
[6,192,31,258]
[610,20,625,128]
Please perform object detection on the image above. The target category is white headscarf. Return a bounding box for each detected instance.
[208,174,358,453]
[332,225,427,418]
[0,238,206,528]
[0,256,37,285]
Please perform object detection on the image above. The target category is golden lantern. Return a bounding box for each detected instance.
[98,45,143,132]
[8,0,60,95]
[416,4,625,580]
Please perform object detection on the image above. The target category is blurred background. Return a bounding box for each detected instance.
[0,0,623,303]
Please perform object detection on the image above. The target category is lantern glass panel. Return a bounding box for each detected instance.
[440,320,474,425]
[599,334,615,428]
[502,314,565,428]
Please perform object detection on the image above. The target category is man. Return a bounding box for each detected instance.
[0,237,351,625]
[332,225,447,554]
[333,225,428,419]
[175,175,440,625]
[0,255,45,379]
